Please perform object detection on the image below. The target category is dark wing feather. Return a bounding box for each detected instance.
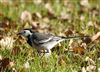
[31,32,54,44]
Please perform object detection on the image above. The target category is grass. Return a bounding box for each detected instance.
[0,0,100,72]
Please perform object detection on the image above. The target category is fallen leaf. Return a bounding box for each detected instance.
[16,35,26,45]
[20,10,32,23]
[98,68,100,72]
[72,47,85,55]
[80,0,90,8]
[92,32,100,41]
[32,12,42,21]
[58,11,71,21]
[58,55,66,65]
[9,61,15,67]
[81,67,86,72]
[11,46,21,55]
[95,22,100,30]
[83,37,91,44]
[0,17,11,29]
[0,58,10,72]
[46,10,57,19]
[85,57,95,65]
[81,43,87,49]
[87,21,94,27]
[0,35,3,40]
[69,40,79,50]
[0,12,4,17]
[64,29,73,36]
[86,65,96,72]
[0,36,15,50]
[20,67,26,72]
[44,3,57,19]
[90,7,99,17]
[80,15,85,21]
[42,17,50,23]
[31,21,40,30]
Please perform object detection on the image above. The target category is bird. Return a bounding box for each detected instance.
[18,28,88,57]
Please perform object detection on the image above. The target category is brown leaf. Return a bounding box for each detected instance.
[20,67,26,72]
[90,7,99,17]
[11,46,21,55]
[32,12,42,21]
[0,12,4,17]
[0,35,3,40]
[0,17,11,28]
[73,47,85,55]
[44,3,57,19]
[58,55,66,65]
[69,41,79,50]
[83,37,91,44]
[46,10,57,19]
[64,29,73,36]
[0,17,16,34]
[16,35,26,45]
[31,21,40,30]
[0,58,10,72]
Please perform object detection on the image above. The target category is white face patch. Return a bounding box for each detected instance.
[22,30,32,37]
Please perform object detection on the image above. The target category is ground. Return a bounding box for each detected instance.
[0,0,100,72]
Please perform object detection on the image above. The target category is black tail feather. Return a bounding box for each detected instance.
[61,36,90,40]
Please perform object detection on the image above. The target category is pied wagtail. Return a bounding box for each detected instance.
[18,28,88,56]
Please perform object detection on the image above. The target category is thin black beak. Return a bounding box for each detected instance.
[17,32,22,35]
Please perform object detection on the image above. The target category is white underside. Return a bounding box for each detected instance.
[31,38,65,57]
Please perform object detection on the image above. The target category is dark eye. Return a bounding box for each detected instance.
[23,31,26,33]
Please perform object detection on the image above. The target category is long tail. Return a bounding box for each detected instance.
[61,36,90,40]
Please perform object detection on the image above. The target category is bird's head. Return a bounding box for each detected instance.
[18,28,33,37]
